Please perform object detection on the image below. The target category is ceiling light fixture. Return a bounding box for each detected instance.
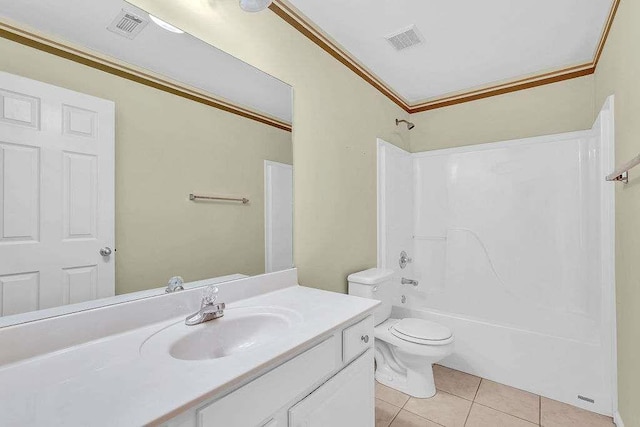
[149,15,184,34]
[239,0,273,13]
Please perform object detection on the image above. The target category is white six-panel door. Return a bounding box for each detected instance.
[0,71,115,316]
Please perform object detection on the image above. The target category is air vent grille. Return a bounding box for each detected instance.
[117,14,142,33]
[385,25,424,51]
[107,10,148,39]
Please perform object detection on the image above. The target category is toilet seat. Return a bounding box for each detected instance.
[390,318,453,346]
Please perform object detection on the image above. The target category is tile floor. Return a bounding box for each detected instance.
[375,365,616,427]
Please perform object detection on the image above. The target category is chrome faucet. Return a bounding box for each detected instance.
[185,286,225,326]
[401,277,419,287]
[166,276,184,293]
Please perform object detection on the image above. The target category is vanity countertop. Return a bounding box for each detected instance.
[0,281,378,426]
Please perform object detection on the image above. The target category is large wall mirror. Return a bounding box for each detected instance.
[0,0,293,326]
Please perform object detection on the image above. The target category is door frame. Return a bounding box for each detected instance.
[264,160,293,273]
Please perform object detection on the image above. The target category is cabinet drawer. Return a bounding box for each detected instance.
[342,316,374,363]
[197,336,337,427]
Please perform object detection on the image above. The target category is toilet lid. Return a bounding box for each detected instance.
[390,318,452,344]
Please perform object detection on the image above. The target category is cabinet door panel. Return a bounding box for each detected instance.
[289,349,374,427]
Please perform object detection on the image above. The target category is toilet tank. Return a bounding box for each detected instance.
[347,268,395,325]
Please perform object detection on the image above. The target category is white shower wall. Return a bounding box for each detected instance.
[377,140,414,285]
[413,132,603,343]
[377,97,616,415]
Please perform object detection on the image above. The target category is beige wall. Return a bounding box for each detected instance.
[130,0,411,294]
[409,75,596,152]
[0,37,292,294]
[594,0,640,423]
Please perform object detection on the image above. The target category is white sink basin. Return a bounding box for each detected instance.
[140,306,302,361]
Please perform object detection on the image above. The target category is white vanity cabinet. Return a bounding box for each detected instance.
[288,349,374,427]
[164,315,374,427]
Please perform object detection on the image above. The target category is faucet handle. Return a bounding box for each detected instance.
[166,276,184,293]
[202,286,219,305]
[399,251,413,269]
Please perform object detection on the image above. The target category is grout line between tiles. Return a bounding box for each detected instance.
[387,407,400,427]
[376,398,401,427]
[463,378,483,425]
[472,378,482,402]
[435,388,476,402]
[472,378,543,425]
[433,367,483,402]
[463,401,473,426]
[398,398,447,427]
[400,407,447,427]
[375,383,410,410]
[472,401,540,425]
[402,389,470,426]
[396,382,540,426]
[539,394,542,426]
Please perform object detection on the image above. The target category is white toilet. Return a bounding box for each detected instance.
[348,268,454,398]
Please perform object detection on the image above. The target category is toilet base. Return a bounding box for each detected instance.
[373,318,454,399]
[375,361,436,398]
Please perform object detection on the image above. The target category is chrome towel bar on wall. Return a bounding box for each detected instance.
[606,153,640,183]
[189,193,249,204]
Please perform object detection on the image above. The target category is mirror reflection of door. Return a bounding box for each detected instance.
[0,71,115,316]
[264,161,293,273]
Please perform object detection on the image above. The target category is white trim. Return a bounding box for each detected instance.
[377,139,413,270]
[265,160,271,272]
[264,160,293,273]
[598,95,618,418]
[376,139,387,268]
[614,411,625,427]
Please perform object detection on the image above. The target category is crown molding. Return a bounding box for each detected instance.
[594,0,621,68]
[268,0,410,111]
[270,0,620,114]
[0,20,292,132]
[408,63,595,112]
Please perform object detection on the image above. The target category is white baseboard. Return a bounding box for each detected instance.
[614,411,624,427]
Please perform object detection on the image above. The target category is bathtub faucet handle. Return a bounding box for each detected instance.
[399,251,413,269]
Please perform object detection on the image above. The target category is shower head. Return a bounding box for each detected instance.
[396,119,415,130]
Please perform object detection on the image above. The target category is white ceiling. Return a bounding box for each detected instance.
[285,0,614,103]
[0,0,293,123]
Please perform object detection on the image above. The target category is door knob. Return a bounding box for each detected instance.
[99,247,112,257]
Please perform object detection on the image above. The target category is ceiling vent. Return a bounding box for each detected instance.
[107,10,148,39]
[385,25,424,51]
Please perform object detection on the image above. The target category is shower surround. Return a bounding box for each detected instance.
[377,97,616,417]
